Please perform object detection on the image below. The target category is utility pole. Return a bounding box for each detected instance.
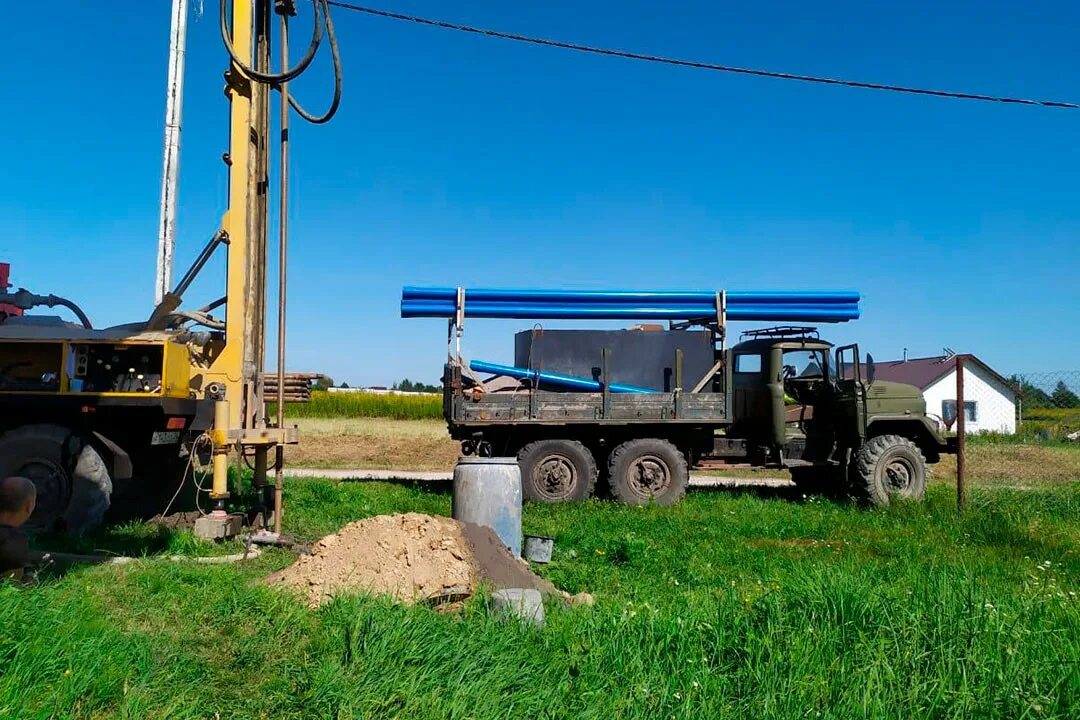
[155,0,189,305]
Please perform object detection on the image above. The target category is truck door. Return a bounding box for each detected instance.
[730,350,769,436]
[781,347,829,440]
[833,344,867,442]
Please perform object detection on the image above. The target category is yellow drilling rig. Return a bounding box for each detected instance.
[0,0,341,538]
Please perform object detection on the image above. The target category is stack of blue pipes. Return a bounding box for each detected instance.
[400,286,861,322]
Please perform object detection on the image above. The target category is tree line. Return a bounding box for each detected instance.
[1008,375,1080,408]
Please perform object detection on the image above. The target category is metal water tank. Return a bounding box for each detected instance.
[452,456,522,556]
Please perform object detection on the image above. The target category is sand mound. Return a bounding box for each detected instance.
[267,512,559,606]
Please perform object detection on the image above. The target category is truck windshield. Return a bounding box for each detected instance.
[783,350,827,379]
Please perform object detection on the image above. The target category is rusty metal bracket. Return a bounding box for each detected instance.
[230,426,299,446]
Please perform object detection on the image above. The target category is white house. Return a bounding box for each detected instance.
[870,354,1017,434]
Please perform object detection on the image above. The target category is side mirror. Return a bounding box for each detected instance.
[867,353,876,385]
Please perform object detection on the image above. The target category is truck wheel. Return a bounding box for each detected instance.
[517,439,597,502]
[0,424,112,535]
[853,434,927,507]
[607,439,688,506]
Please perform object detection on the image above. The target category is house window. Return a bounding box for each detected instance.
[735,353,762,373]
[942,400,978,423]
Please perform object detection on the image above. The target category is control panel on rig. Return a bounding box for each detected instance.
[0,340,190,397]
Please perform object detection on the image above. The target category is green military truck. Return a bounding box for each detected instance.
[445,327,955,506]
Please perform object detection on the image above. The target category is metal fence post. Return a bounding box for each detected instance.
[956,355,966,512]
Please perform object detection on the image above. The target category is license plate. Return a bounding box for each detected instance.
[151,431,181,445]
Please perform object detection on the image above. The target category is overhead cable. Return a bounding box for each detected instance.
[328,1,1078,109]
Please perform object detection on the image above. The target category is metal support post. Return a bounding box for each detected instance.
[272,4,293,538]
[196,399,242,540]
[956,355,966,513]
[601,348,611,419]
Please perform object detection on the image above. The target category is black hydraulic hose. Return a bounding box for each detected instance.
[1,289,93,329]
[52,297,93,329]
[220,0,324,84]
[286,0,343,124]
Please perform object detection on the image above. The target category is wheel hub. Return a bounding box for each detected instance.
[884,458,913,493]
[533,455,577,500]
[626,455,671,499]
[18,456,70,531]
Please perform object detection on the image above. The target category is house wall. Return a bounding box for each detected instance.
[923,364,1016,434]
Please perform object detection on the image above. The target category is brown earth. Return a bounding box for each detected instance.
[286,418,459,471]
[933,444,1079,486]
[267,512,558,606]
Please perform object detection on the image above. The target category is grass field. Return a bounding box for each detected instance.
[270,391,443,420]
[3,480,1078,718]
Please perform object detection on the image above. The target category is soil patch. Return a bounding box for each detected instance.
[460,523,558,596]
[286,418,460,471]
[267,512,558,606]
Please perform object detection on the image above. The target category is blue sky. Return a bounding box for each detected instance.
[2,1,1078,385]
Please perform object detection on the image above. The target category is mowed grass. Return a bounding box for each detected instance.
[270,390,442,420]
[2,481,1078,719]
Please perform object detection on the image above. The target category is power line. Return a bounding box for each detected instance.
[327,1,1077,110]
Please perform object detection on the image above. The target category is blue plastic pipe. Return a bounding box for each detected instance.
[402,301,859,321]
[470,359,658,394]
[403,286,860,305]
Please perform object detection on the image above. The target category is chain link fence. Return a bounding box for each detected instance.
[950,364,1080,489]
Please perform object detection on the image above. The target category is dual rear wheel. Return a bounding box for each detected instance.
[516,437,688,506]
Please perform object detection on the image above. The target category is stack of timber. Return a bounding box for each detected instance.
[262,372,326,403]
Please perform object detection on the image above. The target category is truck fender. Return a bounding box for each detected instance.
[865,416,949,460]
[90,431,133,480]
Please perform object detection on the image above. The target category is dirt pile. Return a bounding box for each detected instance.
[267,512,559,606]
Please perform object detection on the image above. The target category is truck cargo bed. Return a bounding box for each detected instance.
[449,390,728,425]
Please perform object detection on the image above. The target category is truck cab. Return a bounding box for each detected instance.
[726,327,951,501]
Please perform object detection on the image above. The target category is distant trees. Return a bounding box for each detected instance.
[312,376,335,391]
[1009,375,1080,409]
[393,378,440,393]
[1050,381,1080,408]
[1009,375,1052,407]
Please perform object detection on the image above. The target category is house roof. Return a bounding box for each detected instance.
[867,354,1014,395]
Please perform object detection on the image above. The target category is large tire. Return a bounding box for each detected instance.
[852,434,927,507]
[0,424,112,535]
[607,438,688,506]
[517,439,597,503]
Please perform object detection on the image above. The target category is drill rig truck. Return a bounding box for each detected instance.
[0,0,339,536]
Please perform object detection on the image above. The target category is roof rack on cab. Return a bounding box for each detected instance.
[740,326,820,340]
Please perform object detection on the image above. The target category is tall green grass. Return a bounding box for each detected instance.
[3,483,1077,718]
[271,390,443,420]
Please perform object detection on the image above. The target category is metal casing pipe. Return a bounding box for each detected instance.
[470,359,658,393]
[402,301,859,322]
[403,286,860,305]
